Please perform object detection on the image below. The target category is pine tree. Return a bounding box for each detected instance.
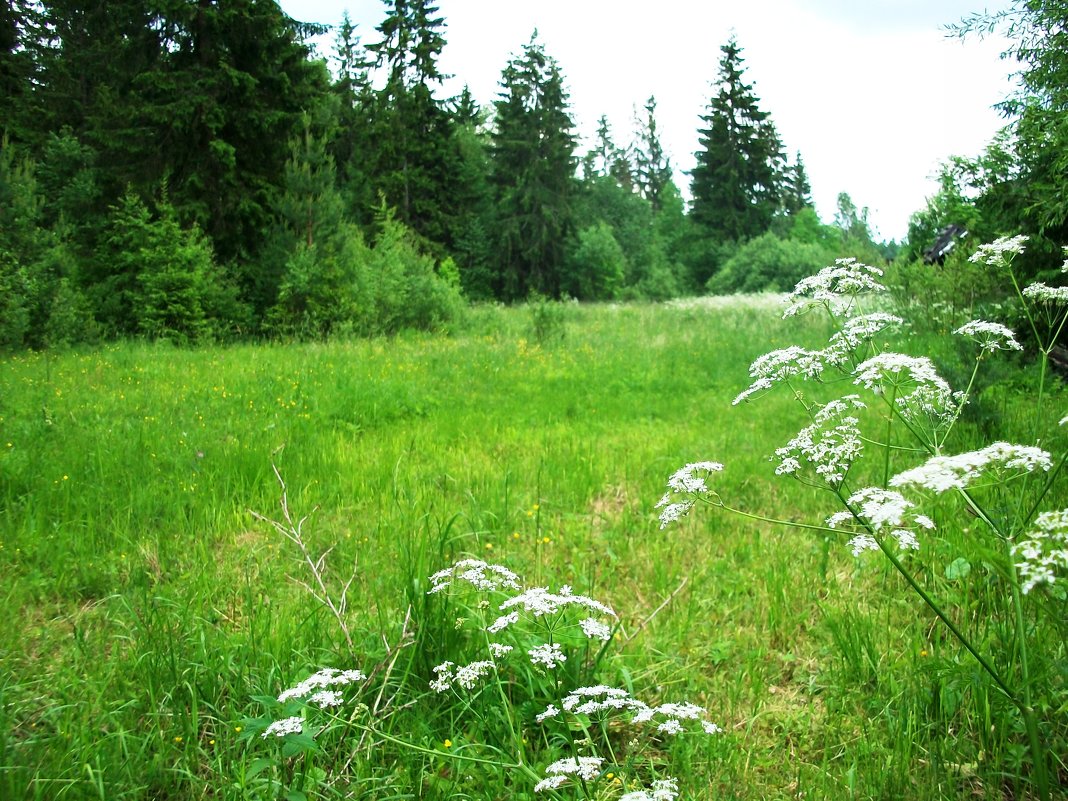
[690,37,785,243]
[491,32,577,300]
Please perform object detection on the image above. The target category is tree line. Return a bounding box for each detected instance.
[1,0,896,347]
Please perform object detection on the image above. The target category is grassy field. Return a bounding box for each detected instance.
[1,294,1064,800]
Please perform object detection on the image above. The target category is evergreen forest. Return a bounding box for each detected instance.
[1,0,1066,347]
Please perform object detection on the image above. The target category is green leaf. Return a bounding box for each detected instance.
[945,557,972,580]
[245,758,273,781]
[284,791,308,801]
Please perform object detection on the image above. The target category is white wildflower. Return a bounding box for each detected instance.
[536,704,560,722]
[824,312,904,365]
[498,585,616,621]
[560,686,647,716]
[656,462,723,528]
[1013,509,1068,593]
[277,667,366,703]
[579,617,612,640]
[528,643,567,669]
[427,559,521,594]
[954,320,1023,352]
[430,659,495,692]
[620,778,680,801]
[488,642,513,658]
[774,396,865,486]
[630,700,718,735]
[783,258,886,318]
[487,611,519,633]
[734,347,826,404]
[307,690,343,709]
[1062,245,1068,273]
[828,487,933,555]
[262,716,303,738]
[703,721,724,735]
[853,352,957,422]
[968,235,1029,265]
[890,443,1052,493]
[1022,282,1068,304]
[533,756,605,792]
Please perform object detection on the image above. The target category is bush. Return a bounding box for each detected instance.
[707,231,835,294]
[563,222,626,301]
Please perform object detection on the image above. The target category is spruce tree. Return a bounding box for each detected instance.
[782,151,813,215]
[491,32,577,300]
[632,95,673,212]
[690,37,785,243]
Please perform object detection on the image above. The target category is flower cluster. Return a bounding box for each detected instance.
[620,777,680,801]
[774,396,865,486]
[954,320,1023,352]
[852,352,958,423]
[655,461,723,528]
[533,756,605,793]
[824,312,904,365]
[733,347,826,405]
[968,234,1028,266]
[430,660,496,693]
[491,585,616,630]
[537,686,723,737]
[277,668,366,704]
[827,487,935,556]
[1013,509,1068,594]
[427,559,521,594]
[262,716,304,739]
[1022,282,1068,304]
[528,643,567,669]
[782,258,886,318]
[890,443,1052,493]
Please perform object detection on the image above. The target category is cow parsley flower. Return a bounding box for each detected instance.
[488,642,513,658]
[1013,509,1068,593]
[430,660,496,693]
[277,668,366,703]
[533,756,605,792]
[262,716,303,738]
[427,559,522,594]
[954,320,1023,352]
[853,352,958,423]
[307,690,343,709]
[528,643,567,669]
[824,312,904,365]
[1022,282,1068,304]
[559,686,647,716]
[827,487,934,555]
[890,443,1052,493]
[656,461,723,528]
[968,235,1029,266]
[620,778,680,801]
[630,701,719,736]
[491,585,617,635]
[774,396,865,486]
[734,347,826,404]
[579,617,612,640]
[783,258,886,319]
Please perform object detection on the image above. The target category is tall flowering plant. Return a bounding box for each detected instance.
[658,243,1068,800]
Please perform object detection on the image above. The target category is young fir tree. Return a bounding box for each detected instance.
[329,11,376,228]
[366,0,457,246]
[690,36,785,243]
[491,32,577,300]
[632,95,673,212]
[782,151,813,215]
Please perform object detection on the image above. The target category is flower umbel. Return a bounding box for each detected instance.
[890,443,1052,493]
[656,461,724,528]
[1013,509,1068,594]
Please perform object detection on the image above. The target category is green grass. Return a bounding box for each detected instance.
[0,297,1064,800]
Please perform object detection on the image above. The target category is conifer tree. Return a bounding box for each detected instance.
[690,36,785,243]
[782,151,813,215]
[491,32,577,299]
[632,95,673,211]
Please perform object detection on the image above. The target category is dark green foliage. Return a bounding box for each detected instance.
[781,151,813,215]
[565,222,626,300]
[706,230,836,294]
[490,33,577,300]
[632,96,673,212]
[94,191,242,342]
[690,37,785,244]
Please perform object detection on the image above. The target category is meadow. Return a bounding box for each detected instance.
[0,283,1065,800]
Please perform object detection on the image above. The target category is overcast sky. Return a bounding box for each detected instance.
[279,0,1015,242]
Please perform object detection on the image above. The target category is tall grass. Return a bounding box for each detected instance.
[0,292,1062,799]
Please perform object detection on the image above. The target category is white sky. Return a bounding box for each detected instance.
[279,0,1016,242]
